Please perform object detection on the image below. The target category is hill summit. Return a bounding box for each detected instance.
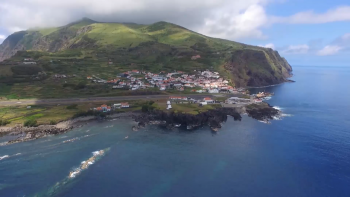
[0,19,292,87]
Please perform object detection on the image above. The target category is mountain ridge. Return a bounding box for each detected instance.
[0,18,292,88]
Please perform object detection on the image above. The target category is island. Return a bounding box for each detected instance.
[0,18,292,145]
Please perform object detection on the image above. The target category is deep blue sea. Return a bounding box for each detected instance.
[1,66,350,197]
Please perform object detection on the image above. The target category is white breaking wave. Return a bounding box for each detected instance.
[59,136,68,139]
[0,153,22,161]
[273,106,283,111]
[69,149,108,179]
[0,155,9,160]
[104,125,114,128]
[263,97,272,101]
[62,135,92,143]
[273,116,281,120]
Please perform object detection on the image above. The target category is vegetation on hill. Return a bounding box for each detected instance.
[0,18,292,99]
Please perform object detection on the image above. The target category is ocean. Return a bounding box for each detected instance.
[1,66,350,197]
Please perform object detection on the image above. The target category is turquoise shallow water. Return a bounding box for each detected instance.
[1,66,350,197]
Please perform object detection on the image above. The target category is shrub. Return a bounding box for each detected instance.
[24,119,37,127]
[0,119,10,126]
[49,120,57,125]
[141,104,155,113]
[66,104,78,110]
[74,82,86,90]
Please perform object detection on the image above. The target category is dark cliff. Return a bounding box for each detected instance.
[224,49,292,87]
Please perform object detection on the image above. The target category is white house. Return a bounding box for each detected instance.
[203,97,214,103]
[208,89,219,93]
[121,103,130,108]
[114,103,122,109]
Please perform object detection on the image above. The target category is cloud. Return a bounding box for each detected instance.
[282,44,309,54]
[199,3,268,40]
[0,35,5,40]
[0,0,270,41]
[259,43,275,49]
[315,33,350,56]
[332,33,350,47]
[272,6,350,24]
[317,45,343,56]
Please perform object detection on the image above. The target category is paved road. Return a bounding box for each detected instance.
[0,94,231,106]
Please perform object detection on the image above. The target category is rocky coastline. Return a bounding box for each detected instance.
[0,103,281,145]
[132,102,281,131]
[132,107,242,132]
[0,113,134,146]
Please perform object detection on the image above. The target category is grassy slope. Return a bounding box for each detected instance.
[0,19,289,99]
[87,23,153,47]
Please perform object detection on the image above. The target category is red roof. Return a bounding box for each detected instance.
[101,104,108,108]
[204,97,212,101]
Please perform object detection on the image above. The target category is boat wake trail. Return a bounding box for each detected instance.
[35,148,110,197]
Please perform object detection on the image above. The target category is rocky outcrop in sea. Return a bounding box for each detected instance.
[133,108,242,132]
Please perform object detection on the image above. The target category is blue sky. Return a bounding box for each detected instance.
[0,0,350,66]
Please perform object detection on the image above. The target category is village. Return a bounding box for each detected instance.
[85,69,275,113]
[87,69,247,94]
[92,91,273,113]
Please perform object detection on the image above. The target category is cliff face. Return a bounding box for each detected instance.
[0,31,27,62]
[224,49,292,87]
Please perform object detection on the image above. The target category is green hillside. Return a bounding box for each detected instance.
[0,18,292,99]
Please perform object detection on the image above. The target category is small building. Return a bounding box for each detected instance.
[173,83,182,87]
[160,85,166,91]
[191,55,201,60]
[114,103,121,109]
[101,104,108,112]
[226,97,251,104]
[203,97,214,103]
[23,62,37,65]
[87,76,93,80]
[121,102,130,108]
[208,89,219,93]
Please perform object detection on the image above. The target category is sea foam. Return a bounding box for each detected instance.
[0,155,9,160]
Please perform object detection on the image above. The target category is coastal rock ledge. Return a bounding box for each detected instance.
[133,108,242,132]
[133,103,281,131]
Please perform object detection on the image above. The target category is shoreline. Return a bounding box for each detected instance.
[0,112,136,146]
[0,103,282,146]
[247,79,295,89]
